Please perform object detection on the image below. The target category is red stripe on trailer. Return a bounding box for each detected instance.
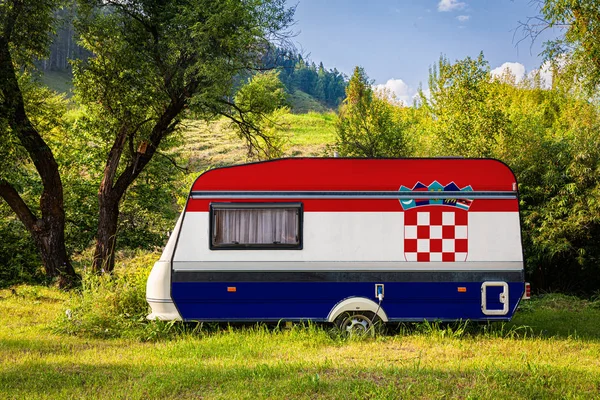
[185,198,519,212]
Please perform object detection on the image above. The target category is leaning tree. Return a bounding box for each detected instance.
[73,0,295,272]
[0,0,79,287]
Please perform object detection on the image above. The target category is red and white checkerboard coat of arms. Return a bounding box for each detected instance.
[400,181,473,262]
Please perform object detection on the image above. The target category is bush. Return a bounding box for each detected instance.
[54,251,157,339]
[0,208,45,287]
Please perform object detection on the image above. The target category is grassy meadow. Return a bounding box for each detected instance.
[179,111,337,172]
[1,282,600,399]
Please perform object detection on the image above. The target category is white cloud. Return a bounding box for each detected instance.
[374,78,415,106]
[416,88,430,104]
[491,62,526,83]
[491,60,562,89]
[527,60,554,89]
[438,0,466,12]
[457,15,470,22]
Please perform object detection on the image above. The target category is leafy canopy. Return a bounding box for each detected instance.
[232,70,289,158]
[335,66,410,158]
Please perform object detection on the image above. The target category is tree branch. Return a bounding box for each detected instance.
[111,98,186,198]
[0,179,39,233]
[155,151,189,173]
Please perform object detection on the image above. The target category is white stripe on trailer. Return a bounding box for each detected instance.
[173,211,522,263]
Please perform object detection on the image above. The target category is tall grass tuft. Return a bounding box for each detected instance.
[54,251,157,340]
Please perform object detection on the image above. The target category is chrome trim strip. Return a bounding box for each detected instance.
[146,297,175,303]
[172,261,524,272]
[190,191,517,200]
[171,270,524,283]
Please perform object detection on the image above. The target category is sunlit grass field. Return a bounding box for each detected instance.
[179,112,336,172]
[1,284,599,399]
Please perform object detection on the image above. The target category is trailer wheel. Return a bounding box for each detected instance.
[335,311,378,336]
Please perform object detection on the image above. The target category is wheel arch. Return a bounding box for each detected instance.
[327,296,388,323]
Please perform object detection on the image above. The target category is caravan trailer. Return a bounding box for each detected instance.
[146,158,528,330]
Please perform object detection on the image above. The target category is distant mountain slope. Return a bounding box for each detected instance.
[39,69,338,115]
[287,90,330,114]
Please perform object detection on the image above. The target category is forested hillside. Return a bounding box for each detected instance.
[260,47,347,109]
[37,9,346,112]
[40,7,88,71]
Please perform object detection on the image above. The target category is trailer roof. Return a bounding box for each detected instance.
[191,158,517,192]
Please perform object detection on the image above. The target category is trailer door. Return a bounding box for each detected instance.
[481,281,509,316]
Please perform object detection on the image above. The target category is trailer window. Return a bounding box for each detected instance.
[210,203,302,249]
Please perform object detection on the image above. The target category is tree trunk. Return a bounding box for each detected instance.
[90,122,129,274]
[92,192,120,273]
[91,98,187,273]
[0,181,78,288]
[35,217,78,288]
[0,36,79,288]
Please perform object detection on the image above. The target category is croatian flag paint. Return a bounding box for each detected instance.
[400,182,473,262]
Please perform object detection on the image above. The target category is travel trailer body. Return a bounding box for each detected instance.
[146,158,527,326]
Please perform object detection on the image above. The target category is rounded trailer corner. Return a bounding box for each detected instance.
[146,260,182,321]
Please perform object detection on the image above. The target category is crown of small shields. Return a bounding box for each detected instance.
[399,181,474,211]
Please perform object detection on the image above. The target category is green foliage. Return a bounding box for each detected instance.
[0,73,65,191]
[285,90,329,114]
[55,251,156,339]
[58,105,186,254]
[1,0,80,287]
[426,53,511,157]
[69,0,295,272]
[0,6,68,187]
[0,75,72,285]
[0,0,62,67]
[416,52,600,293]
[518,127,600,293]
[236,71,288,113]
[75,0,294,132]
[116,151,186,250]
[231,70,289,158]
[538,0,600,94]
[0,208,43,287]
[39,70,74,96]
[489,84,600,293]
[335,66,411,157]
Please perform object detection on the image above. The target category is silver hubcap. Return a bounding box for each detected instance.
[342,314,372,334]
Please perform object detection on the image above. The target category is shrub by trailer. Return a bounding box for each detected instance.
[147,158,528,330]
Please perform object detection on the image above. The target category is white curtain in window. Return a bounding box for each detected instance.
[214,208,298,245]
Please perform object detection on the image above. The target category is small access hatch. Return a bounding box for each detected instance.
[481,281,509,316]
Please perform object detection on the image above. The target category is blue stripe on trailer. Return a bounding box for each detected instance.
[171,281,524,321]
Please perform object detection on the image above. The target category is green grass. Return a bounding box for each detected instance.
[507,294,600,340]
[1,284,600,399]
[287,90,330,114]
[39,70,74,96]
[178,112,337,172]
[281,111,337,156]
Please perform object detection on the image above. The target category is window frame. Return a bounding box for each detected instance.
[209,202,304,250]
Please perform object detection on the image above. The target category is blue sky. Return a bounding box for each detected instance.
[289,0,559,103]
